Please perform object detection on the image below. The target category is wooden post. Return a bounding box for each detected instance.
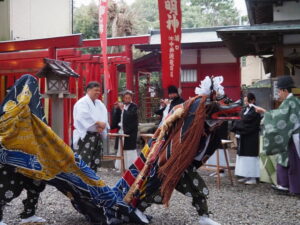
[275,46,284,77]
[216,148,221,189]
[51,94,64,138]
[48,48,65,139]
[274,46,285,109]
[0,76,5,103]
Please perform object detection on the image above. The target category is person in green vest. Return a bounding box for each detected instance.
[255,76,300,194]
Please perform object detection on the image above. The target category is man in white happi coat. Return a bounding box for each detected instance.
[73,81,109,172]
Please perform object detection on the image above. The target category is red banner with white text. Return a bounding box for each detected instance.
[99,0,112,91]
[158,0,182,90]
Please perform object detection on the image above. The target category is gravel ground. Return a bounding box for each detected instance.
[2,168,300,225]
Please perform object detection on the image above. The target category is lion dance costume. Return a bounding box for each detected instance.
[0,75,240,225]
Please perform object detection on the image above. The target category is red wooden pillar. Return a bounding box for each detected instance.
[85,63,91,84]
[68,63,78,145]
[95,63,101,83]
[90,63,95,81]
[48,47,56,59]
[134,72,139,106]
[77,62,84,98]
[97,63,101,83]
[94,63,98,81]
[7,74,15,87]
[108,63,118,113]
[197,49,201,81]
[125,45,134,91]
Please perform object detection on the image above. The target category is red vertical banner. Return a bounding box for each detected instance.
[158,0,182,90]
[99,0,112,91]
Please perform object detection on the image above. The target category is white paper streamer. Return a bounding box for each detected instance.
[195,76,225,96]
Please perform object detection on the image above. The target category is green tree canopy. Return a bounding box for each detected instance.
[74,0,135,38]
[73,0,242,54]
[74,0,241,37]
[182,0,239,27]
[130,0,240,33]
[73,1,99,39]
[73,0,135,53]
[130,0,160,34]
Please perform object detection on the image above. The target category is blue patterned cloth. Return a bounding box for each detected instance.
[0,75,137,224]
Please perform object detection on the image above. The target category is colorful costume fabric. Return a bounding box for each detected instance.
[115,96,225,217]
[0,75,138,225]
[0,164,45,221]
[0,74,231,224]
[0,76,47,222]
[129,164,210,216]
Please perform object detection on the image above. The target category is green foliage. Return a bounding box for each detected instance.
[118,72,126,93]
[181,0,240,28]
[74,0,136,38]
[74,0,241,38]
[73,0,99,39]
[129,0,240,33]
[130,0,160,34]
[73,0,242,121]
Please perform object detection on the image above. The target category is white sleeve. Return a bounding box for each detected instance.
[98,101,110,130]
[73,101,97,131]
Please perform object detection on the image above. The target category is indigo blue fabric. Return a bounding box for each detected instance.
[0,75,137,224]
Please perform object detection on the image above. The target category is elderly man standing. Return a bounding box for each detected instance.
[112,90,138,170]
[256,76,300,195]
[73,81,109,172]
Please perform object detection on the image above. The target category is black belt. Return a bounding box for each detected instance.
[87,131,98,135]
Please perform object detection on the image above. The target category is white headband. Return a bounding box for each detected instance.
[195,76,225,96]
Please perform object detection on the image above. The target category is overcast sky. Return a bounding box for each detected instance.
[74,0,247,16]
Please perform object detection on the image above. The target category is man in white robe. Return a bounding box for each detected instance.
[73,81,109,172]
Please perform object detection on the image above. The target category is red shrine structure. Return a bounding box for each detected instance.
[0,29,241,144]
[0,34,149,144]
[133,27,241,101]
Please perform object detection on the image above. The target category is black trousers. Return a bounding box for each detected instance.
[137,165,209,216]
[76,132,103,172]
[0,164,46,220]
